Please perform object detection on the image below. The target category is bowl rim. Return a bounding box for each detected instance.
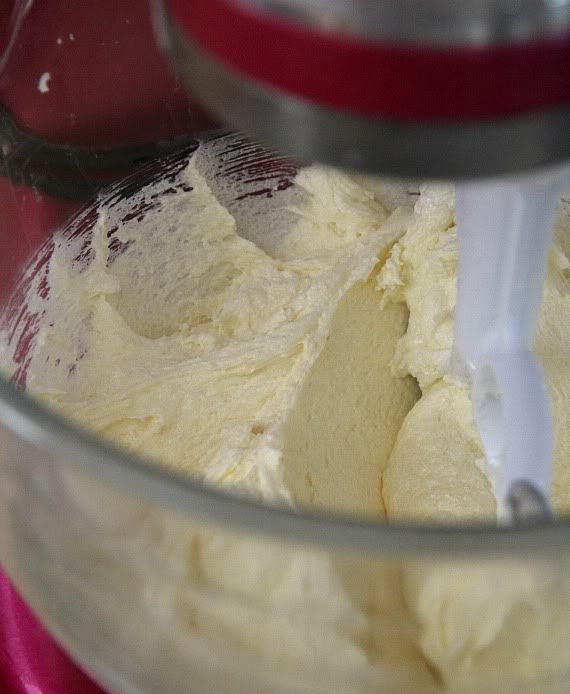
[2,375,569,557]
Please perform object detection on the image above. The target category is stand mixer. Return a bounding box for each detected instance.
[160,0,570,519]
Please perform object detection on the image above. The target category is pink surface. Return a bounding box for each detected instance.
[0,571,106,694]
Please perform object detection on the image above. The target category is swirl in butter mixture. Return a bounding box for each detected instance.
[8,145,570,691]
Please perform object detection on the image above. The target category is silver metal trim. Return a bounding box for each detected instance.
[236,0,570,46]
[168,24,570,179]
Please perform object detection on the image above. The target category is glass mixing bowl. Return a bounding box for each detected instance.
[2,129,570,694]
[2,3,570,694]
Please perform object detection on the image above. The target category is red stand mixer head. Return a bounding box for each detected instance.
[161,0,570,178]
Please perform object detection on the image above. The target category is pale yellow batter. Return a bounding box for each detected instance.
[5,143,570,691]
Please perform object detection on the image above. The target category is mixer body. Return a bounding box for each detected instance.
[161,0,570,178]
